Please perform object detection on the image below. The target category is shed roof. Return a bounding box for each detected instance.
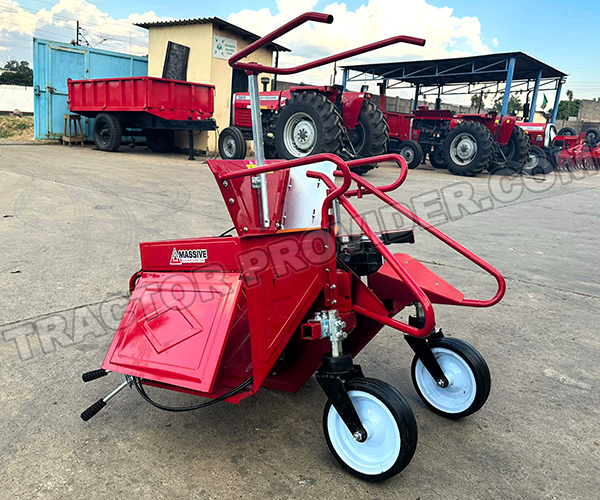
[134,17,290,53]
[342,52,566,86]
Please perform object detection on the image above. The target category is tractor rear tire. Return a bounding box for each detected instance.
[557,126,576,136]
[584,128,600,146]
[349,99,389,158]
[489,125,530,172]
[219,126,247,160]
[443,121,493,177]
[93,113,122,152]
[396,140,422,169]
[146,130,175,153]
[274,91,343,159]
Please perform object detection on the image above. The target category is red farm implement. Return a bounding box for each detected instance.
[68,76,216,155]
[553,132,600,171]
[80,13,506,482]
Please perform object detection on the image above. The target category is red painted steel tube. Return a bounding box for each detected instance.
[309,172,435,337]
[228,12,425,75]
[345,154,409,197]
[348,174,506,308]
[218,153,353,224]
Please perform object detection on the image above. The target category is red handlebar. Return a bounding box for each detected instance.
[229,12,426,75]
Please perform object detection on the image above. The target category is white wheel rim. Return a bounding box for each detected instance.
[327,390,401,475]
[223,136,236,157]
[283,111,316,157]
[414,347,476,414]
[527,152,540,168]
[450,133,478,166]
[400,146,414,163]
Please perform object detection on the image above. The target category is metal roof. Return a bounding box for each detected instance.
[134,17,290,52]
[342,52,566,86]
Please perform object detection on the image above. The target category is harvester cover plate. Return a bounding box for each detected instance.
[102,271,242,393]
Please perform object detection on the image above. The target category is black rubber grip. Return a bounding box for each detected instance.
[81,399,106,421]
[82,369,109,383]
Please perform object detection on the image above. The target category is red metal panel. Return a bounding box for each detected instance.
[385,111,412,141]
[67,77,215,120]
[207,159,289,235]
[102,271,242,393]
[139,236,242,272]
[369,253,464,306]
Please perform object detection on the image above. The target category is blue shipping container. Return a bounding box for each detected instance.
[33,38,148,140]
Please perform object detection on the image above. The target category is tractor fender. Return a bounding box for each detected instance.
[341,92,368,129]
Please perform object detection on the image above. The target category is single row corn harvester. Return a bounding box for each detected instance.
[80,13,506,482]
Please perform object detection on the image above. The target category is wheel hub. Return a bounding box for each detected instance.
[400,146,414,163]
[224,137,236,156]
[450,133,478,165]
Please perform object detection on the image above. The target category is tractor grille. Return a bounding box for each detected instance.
[236,109,253,128]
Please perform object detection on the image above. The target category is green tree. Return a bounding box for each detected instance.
[492,95,523,115]
[548,89,581,120]
[471,94,484,110]
[0,60,33,86]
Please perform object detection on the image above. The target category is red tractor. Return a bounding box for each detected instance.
[378,84,531,176]
[219,85,388,174]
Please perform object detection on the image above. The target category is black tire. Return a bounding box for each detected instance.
[218,126,247,160]
[323,377,418,482]
[93,113,122,152]
[395,140,422,169]
[146,130,174,153]
[411,337,491,419]
[274,91,343,159]
[584,128,600,146]
[503,125,531,164]
[557,126,576,136]
[522,145,555,176]
[348,99,389,158]
[429,147,446,169]
[443,121,493,176]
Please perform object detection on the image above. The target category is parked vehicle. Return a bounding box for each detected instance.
[221,85,388,174]
[68,77,216,152]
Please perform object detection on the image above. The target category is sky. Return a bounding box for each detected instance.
[1,0,599,108]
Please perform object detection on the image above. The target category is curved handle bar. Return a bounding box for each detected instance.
[345,154,409,197]
[229,12,426,75]
[349,173,506,308]
[217,153,353,224]
[308,171,435,337]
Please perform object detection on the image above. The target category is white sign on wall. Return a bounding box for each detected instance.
[213,36,238,60]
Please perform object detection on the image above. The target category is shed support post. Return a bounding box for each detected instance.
[501,57,516,116]
[412,84,420,111]
[551,80,563,124]
[528,70,543,122]
[341,68,349,92]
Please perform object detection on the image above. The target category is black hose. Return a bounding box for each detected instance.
[132,377,252,412]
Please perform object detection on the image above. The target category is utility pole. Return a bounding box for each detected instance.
[76,20,80,45]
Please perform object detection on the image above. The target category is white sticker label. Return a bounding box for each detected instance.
[170,248,208,265]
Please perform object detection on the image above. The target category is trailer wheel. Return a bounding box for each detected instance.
[584,128,600,146]
[411,337,491,419]
[146,131,175,153]
[443,121,493,176]
[522,145,555,176]
[274,91,343,159]
[429,147,446,169]
[348,100,389,158]
[93,113,122,152]
[218,126,247,160]
[396,140,422,169]
[323,377,417,482]
[557,126,576,136]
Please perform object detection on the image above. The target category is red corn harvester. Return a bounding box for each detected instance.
[80,13,506,482]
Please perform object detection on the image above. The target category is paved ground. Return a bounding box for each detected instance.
[0,143,598,500]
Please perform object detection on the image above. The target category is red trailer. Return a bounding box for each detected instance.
[68,76,216,153]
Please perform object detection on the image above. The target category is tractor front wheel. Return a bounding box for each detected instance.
[218,126,247,160]
[429,147,446,169]
[396,140,422,169]
[274,91,343,159]
[522,146,555,176]
[443,121,493,176]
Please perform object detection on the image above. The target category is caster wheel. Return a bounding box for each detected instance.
[411,337,491,419]
[323,377,417,482]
